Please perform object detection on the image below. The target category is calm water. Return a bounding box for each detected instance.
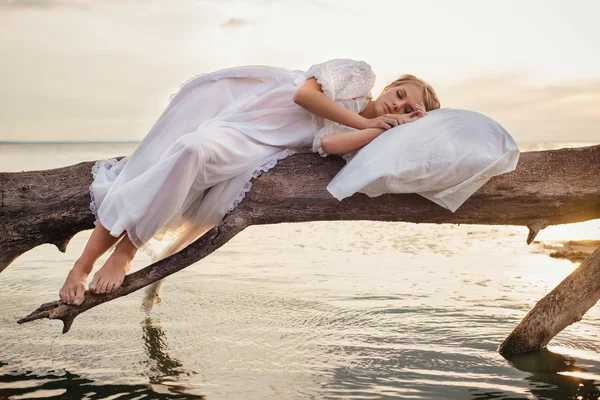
[1,142,600,399]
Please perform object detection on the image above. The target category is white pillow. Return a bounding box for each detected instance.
[326,108,520,212]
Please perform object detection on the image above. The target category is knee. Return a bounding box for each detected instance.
[166,135,202,162]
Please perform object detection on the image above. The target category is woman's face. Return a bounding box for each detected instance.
[374,83,425,116]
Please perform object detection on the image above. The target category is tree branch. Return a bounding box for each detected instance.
[499,245,600,355]
[17,212,248,333]
[2,145,600,351]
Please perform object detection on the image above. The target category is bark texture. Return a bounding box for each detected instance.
[2,145,600,353]
[498,245,600,355]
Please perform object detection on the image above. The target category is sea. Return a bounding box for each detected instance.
[1,141,599,399]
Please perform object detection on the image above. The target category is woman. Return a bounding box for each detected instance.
[59,58,441,306]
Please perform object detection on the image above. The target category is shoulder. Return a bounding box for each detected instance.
[307,58,376,87]
[303,58,376,100]
[325,59,376,87]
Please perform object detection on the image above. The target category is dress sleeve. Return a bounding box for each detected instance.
[304,58,376,101]
[312,123,359,162]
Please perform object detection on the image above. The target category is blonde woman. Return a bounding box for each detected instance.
[59,58,441,306]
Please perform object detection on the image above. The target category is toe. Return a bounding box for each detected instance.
[89,277,99,293]
[73,287,86,306]
[59,289,67,304]
[95,278,105,294]
[99,279,109,294]
[108,281,119,293]
[66,289,75,305]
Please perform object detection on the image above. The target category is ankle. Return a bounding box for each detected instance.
[115,244,138,261]
[119,248,137,262]
[72,258,94,274]
[68,267,88,280]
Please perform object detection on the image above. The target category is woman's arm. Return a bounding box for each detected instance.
[321,128,386,155]
[294,78,368,130]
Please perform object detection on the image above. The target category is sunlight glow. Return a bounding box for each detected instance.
[536,220,600,242]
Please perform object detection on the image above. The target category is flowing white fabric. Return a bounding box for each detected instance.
[90,59,376,263]
[326,108,521,212]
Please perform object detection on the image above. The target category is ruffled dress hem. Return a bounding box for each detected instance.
[89,148,297,259]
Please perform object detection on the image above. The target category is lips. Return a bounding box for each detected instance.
[384,103,391,114]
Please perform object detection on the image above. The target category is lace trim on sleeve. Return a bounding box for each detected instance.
[311,123,359,159]
[312,125,334,157]
[306,59,376,100]
[304,64,334,100]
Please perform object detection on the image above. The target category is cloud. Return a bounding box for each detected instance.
[221,17,253,27]
[440,73,600,142]
[0,0,283,11]
[0,0,152,10]
[0,0,71,9]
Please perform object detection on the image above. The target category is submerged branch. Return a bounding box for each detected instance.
[499,244,600,355]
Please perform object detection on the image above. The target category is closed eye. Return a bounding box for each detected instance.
[398,90,413,113]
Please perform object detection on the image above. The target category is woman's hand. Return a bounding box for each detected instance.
[414,102,427,117]
[362,114,404,130]
[363,108,426,130]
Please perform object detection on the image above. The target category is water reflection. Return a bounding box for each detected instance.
[140,317,196,392]
[0,318,203,400]
[0,369,198,399]
[503,348,600,399]
[315,339,600,399]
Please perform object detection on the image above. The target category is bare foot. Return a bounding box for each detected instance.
[59,260,91,305]
[89,251,133,294]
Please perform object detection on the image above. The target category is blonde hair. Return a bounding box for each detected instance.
[381,74,441,111]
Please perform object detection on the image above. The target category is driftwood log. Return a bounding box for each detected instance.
[1,145,599,355]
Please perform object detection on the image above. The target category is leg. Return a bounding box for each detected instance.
[59,222,122,305]
[141,279,165,314]
[89,230,138,294]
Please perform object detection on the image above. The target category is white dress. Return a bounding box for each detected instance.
[90,58,376,262]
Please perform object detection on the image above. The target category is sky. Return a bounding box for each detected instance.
[0,0,599,143]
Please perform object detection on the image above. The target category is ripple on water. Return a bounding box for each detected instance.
[2,212,600,398]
